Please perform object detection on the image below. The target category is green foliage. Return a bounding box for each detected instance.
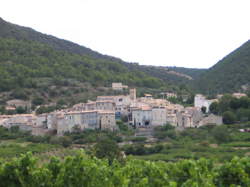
[15,106,27,114]
[124,144,164,155]
[211,125,232,144]
[93,137,122,164]
[209,102,219,114]
[153,124,177,140]
[116,120,128,131]
[49,136,72,148]
[66,129,122,144]
[210,95,250,123]
[195,40,250,94]
[1,152,250,186]
[116,121,135,136]
[223,111,237,124]
[0,126,30,140]
[0,37,168,94]
[10,89,29,100]
[32,97,44,106]
[36,105,57,115]
[0,18,199,107]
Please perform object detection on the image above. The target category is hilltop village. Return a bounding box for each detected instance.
[0,83,232,136]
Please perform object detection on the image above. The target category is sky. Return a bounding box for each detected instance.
[1,0,250,68]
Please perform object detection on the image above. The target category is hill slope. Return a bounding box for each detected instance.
[194,40,250,94]
[0,18,193,108]
[167,67,207,80]
[0,17,108,59]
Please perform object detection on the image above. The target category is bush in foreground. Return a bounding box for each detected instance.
[0,152,250,186]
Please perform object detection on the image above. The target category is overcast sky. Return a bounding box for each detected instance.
[1,0,250,68]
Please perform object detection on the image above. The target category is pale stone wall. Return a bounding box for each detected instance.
[176,113,193,128]
[64,112,83,132]
[57,119,69,136]
[98,112,116,130]
[132,109,152,127]
[35,115,47,127]
[112,82,123,90]
[194,94,214,112]
[96,101,115,111]
[166,114,177,126]
[198,114,223,126]
[81,111,99,129]
[152,107,167,126]
[32,127,50,136]
[112,82,128,90]
[129,88,136,101]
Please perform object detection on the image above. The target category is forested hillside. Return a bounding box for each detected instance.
[195,40,250,94]
[0,18,194,107]
[167,66,207,80]
[0,38,166,91]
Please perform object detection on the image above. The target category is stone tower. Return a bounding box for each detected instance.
[129,88,136,101]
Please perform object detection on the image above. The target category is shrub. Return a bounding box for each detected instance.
[223,111,237,124]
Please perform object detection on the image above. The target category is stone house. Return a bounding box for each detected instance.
[72,100,115,112]
[6,99,31,111]
[165,92,177,98]
[232,93,247,98]
[152,106,167,126]
[0,114,35,131]
[97,95,131,117]
[96,101,115,111]
[61,110,116,135]
[112,82,128,90]
[132,106,152,127]
[175,107,222,128]
[175,107,203,128]
[166,114,177,125]
[98,111,116,130]
[194,94,217,112]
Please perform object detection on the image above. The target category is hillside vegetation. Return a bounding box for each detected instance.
[195,40,250,94]
[0,18,196,108]
[167,66,207,80]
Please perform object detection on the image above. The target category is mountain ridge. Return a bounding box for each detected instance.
[194,40,250,94]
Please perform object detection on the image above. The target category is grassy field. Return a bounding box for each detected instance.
[125,123,250,162]
[0,140,61,159]
[133,143,250,162]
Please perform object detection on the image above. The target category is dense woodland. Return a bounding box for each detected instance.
[0,38,167,91]
[195,40,250,94]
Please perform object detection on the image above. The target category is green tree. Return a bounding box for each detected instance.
[223,111,237,124]
[93,137,121,164]
[211,125,231,144]
[218,94,234,114]
[209,102,219,114]
[16,106,27,114]
[32,97,44,106]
